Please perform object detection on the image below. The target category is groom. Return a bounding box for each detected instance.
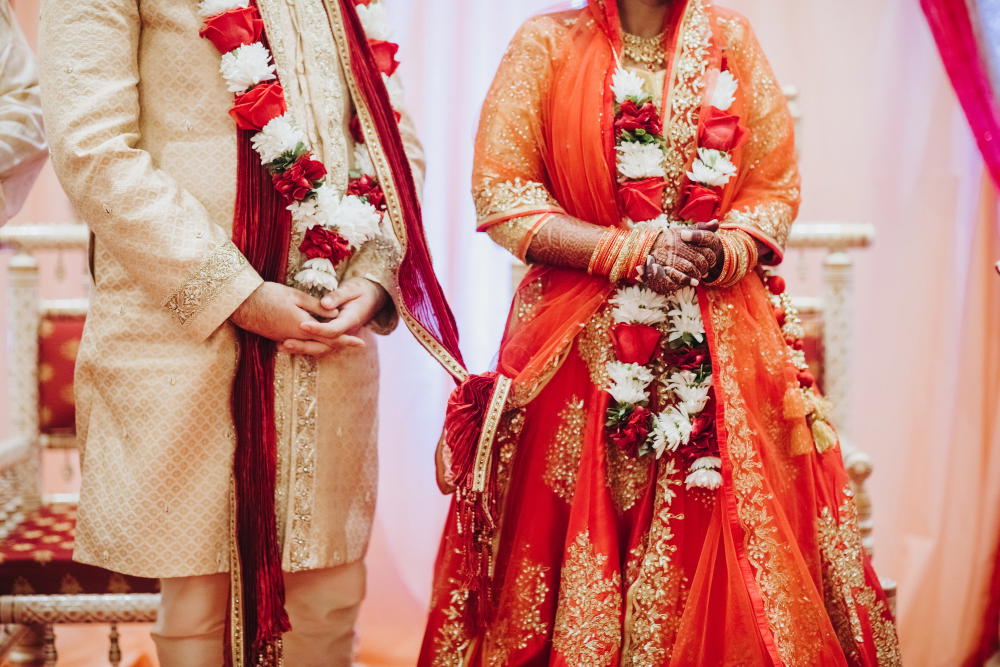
[39,1,463,665]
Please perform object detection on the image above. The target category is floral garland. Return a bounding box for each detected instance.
[600,60,748,489]
[197,0,404,295]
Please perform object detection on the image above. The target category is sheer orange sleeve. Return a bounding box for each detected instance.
[473,18,567,261]
[717,14,801,264]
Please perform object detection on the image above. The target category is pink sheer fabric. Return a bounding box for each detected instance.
[921,0,1000,188]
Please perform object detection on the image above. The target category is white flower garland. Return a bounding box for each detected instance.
[199,0,404,294]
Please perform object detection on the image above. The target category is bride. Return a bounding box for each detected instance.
[421,1,902,665]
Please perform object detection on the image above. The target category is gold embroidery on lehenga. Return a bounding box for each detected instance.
[474,177,560,224]
[622,458,687,665]
[544,396,586,503]
[163,242,248,324]
[514,274,546,325]
[710,294,821,665]
[484,557,552,665]
[606,442,650,513]
[553,531,622,666]
[817,496,902,666]
[431,576,472,667]
[662,0,713,213]
[578,307,615,390]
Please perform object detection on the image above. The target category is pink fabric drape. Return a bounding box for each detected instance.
[921,0,1000,188]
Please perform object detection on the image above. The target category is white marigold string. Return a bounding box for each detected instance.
[198,0,404,296]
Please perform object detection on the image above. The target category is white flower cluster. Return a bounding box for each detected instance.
[197,0,249,18]
[685,457,723,490]
[294,258,340,293]
[220,42,276,93]
[287,184,381,249]
[612,68,647,104]
[649,406,693,457]
[356,2,392,41]
[605,361,655,406]
[251,114,306,163]
[610,285,670,326]
[666,286,705,345]
[711,71,738,111]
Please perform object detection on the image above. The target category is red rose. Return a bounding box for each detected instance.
[369,40,401,77]
[664,346,710,372]
[347,173,386,210]
[199,6,264,54]
[677,183,722,223]
[608,405,653,456]
[230,82,286,131]
[619,177,666,222]
[682,392,718,464]
[615,100,663,136]
[299,225,353,265]
[699,106,748,152]
[273,154,327,202]
[612,323,662,365]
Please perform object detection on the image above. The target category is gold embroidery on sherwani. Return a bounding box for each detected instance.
[662,0,712,212]
[817,495,902,666]
[484,556,552,665]
[553,531,622,666]
[431,577,472,667]
[544,396,585,503]
[622,458,687,665]
[288,357,318,571]
[711,295,822,665]
[163,242,248,324]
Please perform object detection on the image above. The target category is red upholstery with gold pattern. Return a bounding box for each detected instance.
[38,314,84,436]
[0,504,158,595]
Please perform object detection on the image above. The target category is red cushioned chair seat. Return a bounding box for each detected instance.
[38,314,85,436]
[0,504,158,595]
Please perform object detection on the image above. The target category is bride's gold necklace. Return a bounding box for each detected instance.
[623,31,666,70]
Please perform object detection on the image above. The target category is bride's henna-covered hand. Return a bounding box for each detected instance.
[523,214,608,270]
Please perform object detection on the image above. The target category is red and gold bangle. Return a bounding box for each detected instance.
[706,233,736,286]
[623,228,661,283]
[588,227,628,277]
[707,230,759,288]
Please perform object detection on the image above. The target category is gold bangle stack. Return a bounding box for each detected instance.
[588,228,629,277]
[705,230,759,288]
[589,227,662,284]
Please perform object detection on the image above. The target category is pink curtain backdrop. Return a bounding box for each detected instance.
[921,0,1000,188]
[1,1,998,666]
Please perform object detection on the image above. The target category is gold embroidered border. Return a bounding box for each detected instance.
[228,479,245,667]
[324,0,467,382]
[287,356,318,571]
[723,201,796,254]
[817,495,902,666]
[661,0,712,212]
[473,376,513,493]
[710,292,812,666]
[474,177,560,224]
[622,458,686,665]
[163,242,248,324]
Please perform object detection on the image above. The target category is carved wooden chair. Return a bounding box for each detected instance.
[0,224,159,666]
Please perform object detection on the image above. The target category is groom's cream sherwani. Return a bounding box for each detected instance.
[39,0,422,579]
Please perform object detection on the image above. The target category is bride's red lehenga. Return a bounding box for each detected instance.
[419,1,902,665]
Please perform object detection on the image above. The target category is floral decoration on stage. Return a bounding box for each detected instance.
[197,0,404,295]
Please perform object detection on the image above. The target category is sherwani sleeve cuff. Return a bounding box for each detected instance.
[342,239,399,336]
[163,241,263,341]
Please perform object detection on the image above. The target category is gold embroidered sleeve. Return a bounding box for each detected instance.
[718,13,801,263]
[39,0,260,339]
[473,18,567,231]
[484,211,554,262]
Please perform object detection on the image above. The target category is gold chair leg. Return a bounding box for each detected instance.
[109,622,122,667]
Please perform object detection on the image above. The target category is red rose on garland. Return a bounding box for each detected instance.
[199,6,264,55]
[682,392,718,464]
[273,154,326,202]
[347,174,386,210]
[612,323,662,365]
[299,225,352,265]
[664,345,710,372]
[678,183,721,223]
[230,81,286,131]
[620,177,666,222]
[615,100,663,136]
[609,405,653,456]
[369,40,400,77]
[699,106,748,152]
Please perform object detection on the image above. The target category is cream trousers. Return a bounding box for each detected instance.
[152,560,365,667]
